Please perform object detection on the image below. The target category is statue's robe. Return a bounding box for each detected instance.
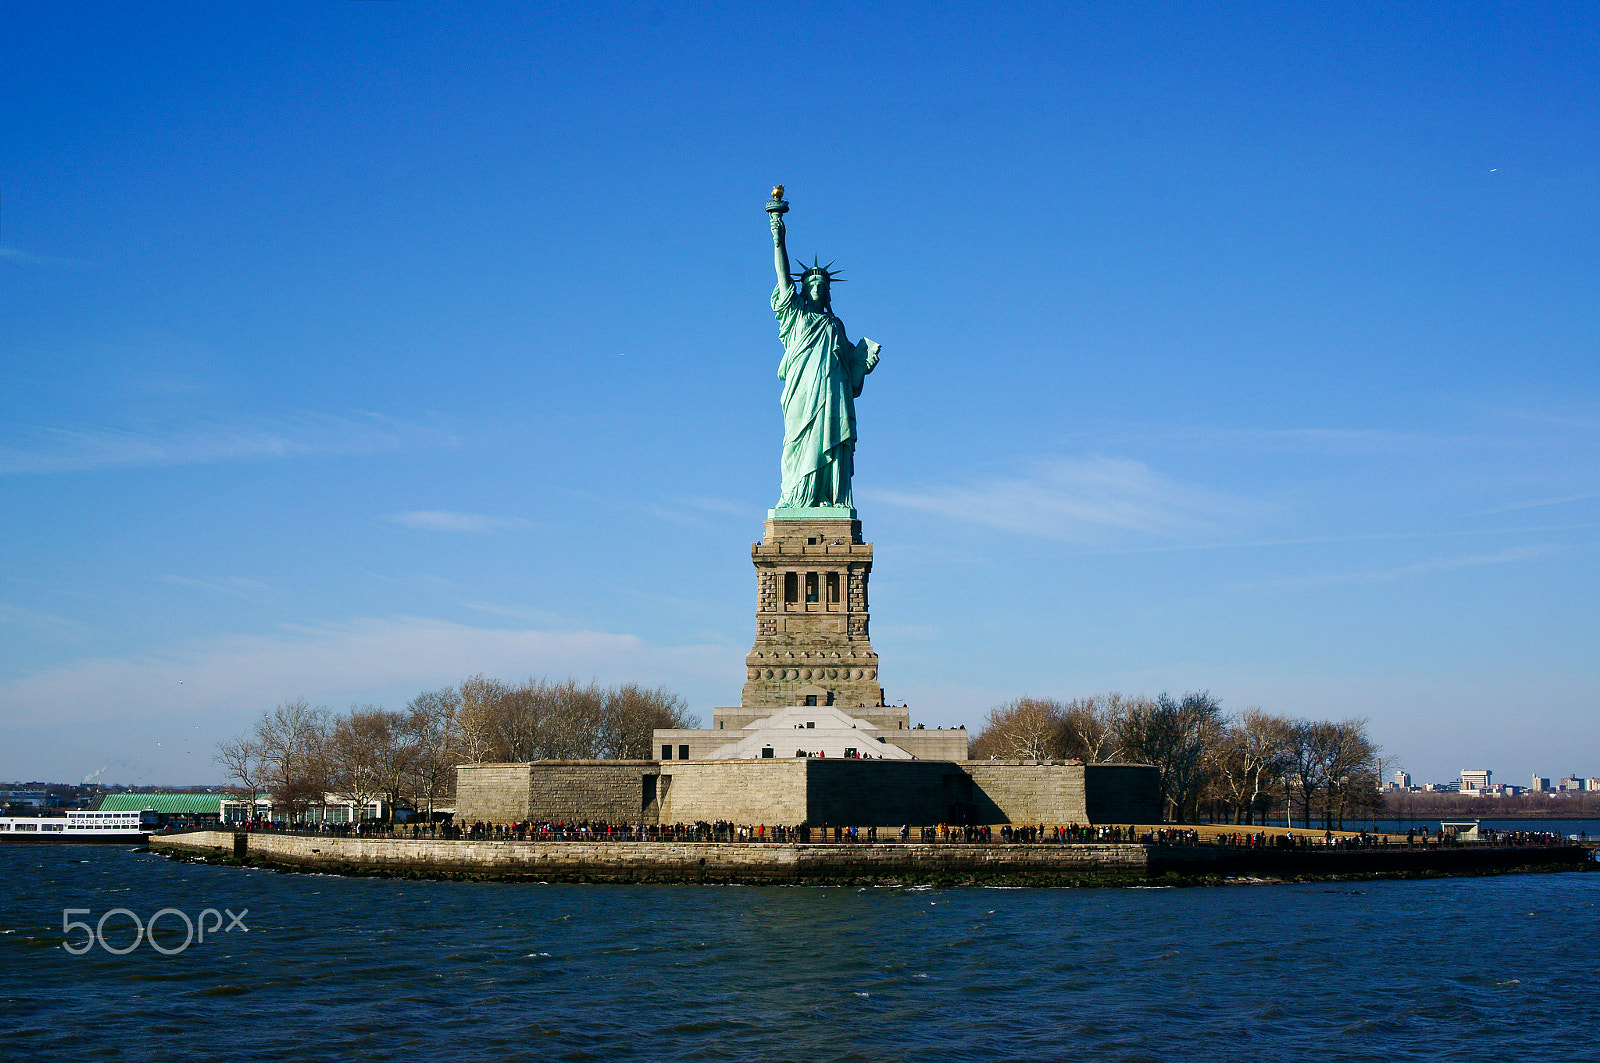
[772,282,877,509]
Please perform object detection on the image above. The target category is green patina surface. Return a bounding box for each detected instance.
[766,506,858,521]
[767,193,880,513]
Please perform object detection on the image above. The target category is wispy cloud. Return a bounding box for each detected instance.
[461,601,574,625]
[0,616,739,732]
[0,245,86,267]
[1477,492,1600,516]
[388,511,531,533]
[640,495,755,530]
[1228,426,1466,455]
[0,412,453,475]
[1468,401,1600,432]
[678,496,751,518]
[864,455,1255,542]
[1094,423,1477,457]
[1233,544,1564,593]
[360,569,460,591]
[159,574,271,595]
[641,504,719,530]
[0,602,91,642]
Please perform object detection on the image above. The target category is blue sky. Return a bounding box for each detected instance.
[3,2,1596,788]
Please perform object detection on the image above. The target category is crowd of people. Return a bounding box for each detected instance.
[228,818,400,837]
[213,817,1579,849]
[1495,829,1567,846]
[449,820,801,843]
[402,820,1238,846]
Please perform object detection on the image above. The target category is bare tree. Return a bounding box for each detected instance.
[1284,720,1335,829]
[1057,693,1142,762]
[254,699,331,823]
[970,697,1067,760]
[599,683,699,759]
[215,735,266,801]
[326,706,414,823]
[456,674,509,763]
[1214,710,1296,824]
[1321,718,1381,829]
[484,677,553,761]
[448,674,697,764]
[405,686,463,821]
[1120,691,1224,822]
[219,675,697,824]
[537,679,607,759]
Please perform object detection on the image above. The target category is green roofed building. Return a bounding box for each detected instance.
[97,792,227,824]
[96,791,386,826]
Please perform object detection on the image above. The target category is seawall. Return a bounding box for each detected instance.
[455,759,1165,830]
[151,831,1591,886]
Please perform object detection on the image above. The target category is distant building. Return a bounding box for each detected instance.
[1461,769,1491,793]
[218,795,272,823]
[96,791,387,825]
[1531,776,1552,793]
[1558,775,1585,792]
[1393,770,1412,789]
[0,789,47,808]
[1587,779,1600,793]
[218,793,386,824]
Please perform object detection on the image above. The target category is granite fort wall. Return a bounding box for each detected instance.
[455,763,533,824]
[659,760,809,824]
[459,759,1160,827]
[458,762,659,825]
[889,730,969,761]
[804,759,972,826]
[151,831,1589,884]
[1084,764,1162,824]
[527,762,657,822]
[962,762,1162,825]
[964,762,1088,824]
[661,759,979,827]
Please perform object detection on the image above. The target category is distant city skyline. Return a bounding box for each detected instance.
[1385,767,1600,796]
[3,5,1597,787]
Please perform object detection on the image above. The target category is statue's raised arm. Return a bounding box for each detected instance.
[763,186,879,515]
[768,185,793,295]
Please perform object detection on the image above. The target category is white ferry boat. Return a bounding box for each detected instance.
[0,809,157,844]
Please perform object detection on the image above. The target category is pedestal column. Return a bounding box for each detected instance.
[739,512,907,730]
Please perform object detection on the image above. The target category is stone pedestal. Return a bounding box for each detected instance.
[734,515,907,730]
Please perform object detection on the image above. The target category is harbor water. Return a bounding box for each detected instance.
[1367,818,1600,839]
[2,845,1595,1061]
[1266,817,1600,840]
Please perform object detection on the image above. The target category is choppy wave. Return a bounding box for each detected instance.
[0,847,1596,1061]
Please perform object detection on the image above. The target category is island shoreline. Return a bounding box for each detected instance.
[150,830,1592,887]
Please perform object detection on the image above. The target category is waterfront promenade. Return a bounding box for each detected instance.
[152,828,1590,886]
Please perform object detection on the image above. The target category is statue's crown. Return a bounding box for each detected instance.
[793,255,843,283]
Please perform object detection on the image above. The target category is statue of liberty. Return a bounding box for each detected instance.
[767,187,880,513]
